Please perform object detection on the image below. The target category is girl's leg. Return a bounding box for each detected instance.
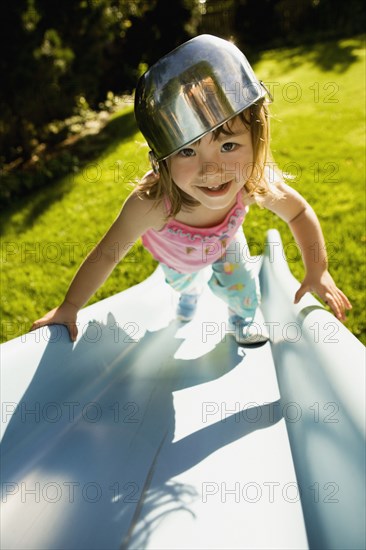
[160,264,205,294]
[160,264,205,321]
[208,227,268,343]
[208,226,261,323]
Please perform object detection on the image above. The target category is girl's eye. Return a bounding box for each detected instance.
[178,148,195,157]
[221,142,236,152]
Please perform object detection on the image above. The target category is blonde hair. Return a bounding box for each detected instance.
[136,98,282,219]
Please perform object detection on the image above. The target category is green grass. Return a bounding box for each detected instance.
[1,36,365,344]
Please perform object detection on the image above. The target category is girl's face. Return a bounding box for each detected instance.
[169,116,253,211]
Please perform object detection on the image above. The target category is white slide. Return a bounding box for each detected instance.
[1,229,365,549]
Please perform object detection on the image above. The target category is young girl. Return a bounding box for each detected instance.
[31,34,352,344]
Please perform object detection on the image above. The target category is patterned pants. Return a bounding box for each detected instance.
[160,226,261,322]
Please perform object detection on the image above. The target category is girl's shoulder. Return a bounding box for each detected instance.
[241,188,257,206]
[243,165,286,206]
[122,188,167,231]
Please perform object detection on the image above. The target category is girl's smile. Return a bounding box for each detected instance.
[196,180,233,196]
[169,117,253,210]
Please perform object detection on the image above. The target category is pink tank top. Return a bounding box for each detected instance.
[141,191,248,273]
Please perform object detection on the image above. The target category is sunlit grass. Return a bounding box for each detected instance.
[1,36,365,343]
[244,35,365,342]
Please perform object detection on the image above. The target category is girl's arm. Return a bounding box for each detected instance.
[259,181,352,320]
[31,176,163,340]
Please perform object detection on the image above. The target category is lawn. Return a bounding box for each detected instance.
[1,35,365,344]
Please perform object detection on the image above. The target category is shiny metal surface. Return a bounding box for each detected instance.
[134,34,265,161]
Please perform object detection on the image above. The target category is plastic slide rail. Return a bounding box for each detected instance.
[0,229,365,550]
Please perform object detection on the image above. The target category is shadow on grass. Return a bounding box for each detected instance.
[307,39,362,72]
[249,35,363,73]
[0,108,139,236]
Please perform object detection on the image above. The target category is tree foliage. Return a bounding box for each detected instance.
[0,0,198,167]
[229,0,365,51]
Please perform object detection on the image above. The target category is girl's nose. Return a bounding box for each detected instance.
[199,160,223,183]
[197,147,221,179]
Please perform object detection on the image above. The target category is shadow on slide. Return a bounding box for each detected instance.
[1,229,365,549]
[1,317,282,549]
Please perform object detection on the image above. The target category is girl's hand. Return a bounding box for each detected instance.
[294,270,352,321]
[30,301,79,342]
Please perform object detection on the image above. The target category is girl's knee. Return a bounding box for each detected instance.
[208,269,261,314]
[161,264,205,294]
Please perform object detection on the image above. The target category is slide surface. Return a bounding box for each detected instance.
[1,230,365,549]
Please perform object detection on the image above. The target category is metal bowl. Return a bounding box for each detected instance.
[134,34,266,161]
